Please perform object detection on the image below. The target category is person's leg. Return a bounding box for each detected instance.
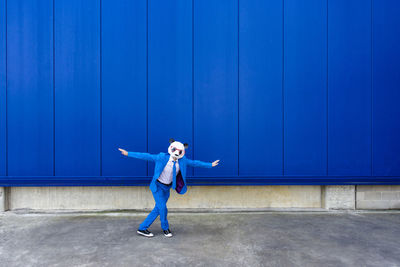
[158,186,171,230]
[138,187,163,230]
[138,205,159,230]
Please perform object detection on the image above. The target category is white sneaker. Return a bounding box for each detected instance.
[163,229,173,237]
[137,229,154,237]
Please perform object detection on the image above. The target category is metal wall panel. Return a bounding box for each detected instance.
[7,0,54,176]
[373,0,400,176]
[239,0,283,176]
[54,0,100,176]
[328,0,372,176]
[194,0,238,176]
[148,0,194,175]
[101,0,147,177]
[284,0,328,175]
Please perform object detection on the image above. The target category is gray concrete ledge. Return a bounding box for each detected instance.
[7,186,322,210]
[4,185,400,211]
[2,209,400,218]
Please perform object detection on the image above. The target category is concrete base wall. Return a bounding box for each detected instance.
[2,185,400,211]
[356,185,400,209]
[7,186,322,210]
[322,186,355,210]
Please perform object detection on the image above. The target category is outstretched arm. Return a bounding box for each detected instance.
[186,158,220,168]
[118,148,158,162]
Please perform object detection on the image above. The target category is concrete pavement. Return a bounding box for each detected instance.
[1,211,400,267]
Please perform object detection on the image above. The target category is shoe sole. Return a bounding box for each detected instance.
[137,230,154,237]
[164,233,173,238]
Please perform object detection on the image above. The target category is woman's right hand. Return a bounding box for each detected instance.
[212,160,220,167]
[118,148,128,156]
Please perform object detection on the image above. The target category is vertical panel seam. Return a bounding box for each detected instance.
[370,0,373,176]
[354,185,357,209]
[100,0,102,176]
[5,0,7,176]
[146,0,149,176]
[237,0,240,177]
[192,0,194,176]
[53,0,56,176]
[282,0,285,176]
[326,0,329,176]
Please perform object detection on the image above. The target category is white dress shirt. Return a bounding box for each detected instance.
[157,156,180,185]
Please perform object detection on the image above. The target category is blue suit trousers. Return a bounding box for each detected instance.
[139,180,171,231]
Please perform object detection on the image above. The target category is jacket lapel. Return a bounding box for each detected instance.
[160,153,169,168]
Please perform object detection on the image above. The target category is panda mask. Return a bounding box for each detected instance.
[168,138,189,160]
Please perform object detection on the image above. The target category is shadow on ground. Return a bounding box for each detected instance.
[0,211,400,267]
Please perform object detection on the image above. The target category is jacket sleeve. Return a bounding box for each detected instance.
[127,152,158,162]
[186,158,212,168]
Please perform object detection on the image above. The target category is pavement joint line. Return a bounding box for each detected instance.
[1,209,400,217]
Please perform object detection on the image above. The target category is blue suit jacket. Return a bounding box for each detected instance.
[127,152,212,194]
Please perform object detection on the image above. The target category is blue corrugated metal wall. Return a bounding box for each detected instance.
[0,0,399,186]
